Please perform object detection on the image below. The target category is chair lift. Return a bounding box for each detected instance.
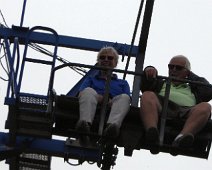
[1,0,212,170]
[53,72,212,159]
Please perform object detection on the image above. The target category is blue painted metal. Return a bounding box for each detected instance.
[0,26,139,98]
[0,27,139,57]
[17,26,59,96]
[12,37,20,90]
[4,26,59,105]
[4,38,17,100]
[4,36,21,103]
[0,132,101,162]
[20,0,28,27]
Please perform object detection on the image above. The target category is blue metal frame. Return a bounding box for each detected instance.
[0,26,140,101]
[4,38,18,100]
[0,26,139,57]
[17,26,59,97]
[0,0,156,168]
[0,23,141,169]
[0,26,139,100]
[0,132,100,162]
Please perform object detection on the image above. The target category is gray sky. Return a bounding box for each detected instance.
[1,0,212,170]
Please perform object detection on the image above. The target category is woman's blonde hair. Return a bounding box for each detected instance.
[97,46,119,65]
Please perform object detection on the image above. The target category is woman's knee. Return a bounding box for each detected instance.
[112,94,131,103]
[79,87,97,97]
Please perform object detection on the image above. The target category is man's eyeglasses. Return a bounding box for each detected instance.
[168,64,186,71]
[99,55,114,61]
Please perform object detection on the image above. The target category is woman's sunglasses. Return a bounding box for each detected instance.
[99,55,114,61]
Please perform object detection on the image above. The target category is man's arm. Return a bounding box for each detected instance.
[189,71,212,102]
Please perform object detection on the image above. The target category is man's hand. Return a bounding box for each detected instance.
[144,67,157,79]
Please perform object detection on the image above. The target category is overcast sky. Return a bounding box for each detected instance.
[1,0,212,170]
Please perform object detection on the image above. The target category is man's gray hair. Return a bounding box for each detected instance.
[172,55,191,70]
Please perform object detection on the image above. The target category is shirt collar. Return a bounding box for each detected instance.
[171,82,189,88]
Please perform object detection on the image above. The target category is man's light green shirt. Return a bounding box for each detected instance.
[158,83,196,106]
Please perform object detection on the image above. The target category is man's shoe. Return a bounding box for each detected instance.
[145,127,159,154]
[103,123,120,139]
[170,133,194,156]
[172,133,194,148]
[146,127,159,144]
[75,120,91,145]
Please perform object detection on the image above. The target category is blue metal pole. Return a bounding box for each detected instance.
[20,0,27,27]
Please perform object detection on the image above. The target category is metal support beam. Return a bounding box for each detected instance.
[131,0,155,106]
[0,132,101,162]
[0,26,139,57]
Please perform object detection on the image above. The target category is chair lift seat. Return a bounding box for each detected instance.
[53,95,212,159]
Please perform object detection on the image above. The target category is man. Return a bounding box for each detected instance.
[76,46,131,143]
[140,55,212,154]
